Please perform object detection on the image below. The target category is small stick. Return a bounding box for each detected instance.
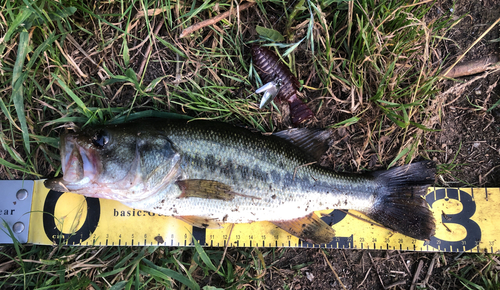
[423,253,439,286]
[66,34,98,66]
[320,250,347,290]
[216,223,234,273]
[410,260,424,290]
[397,250,411,275]
[138,21,164,78]
[357,266,372,288]
[341,250,349,267]
[481,164,500,182]
[461,259,492,289]
[442,55,499,78]
[179,2,255,38]
[390,270,406,276]
[384,280,406,289]
[442,16,500,77]
[368,252,385,289]
[55,40,88,78]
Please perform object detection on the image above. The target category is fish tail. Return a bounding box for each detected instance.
[367,161,436,240]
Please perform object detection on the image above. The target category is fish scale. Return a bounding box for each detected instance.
[145,122,375,220]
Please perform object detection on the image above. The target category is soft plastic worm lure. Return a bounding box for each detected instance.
[251,45,313,125]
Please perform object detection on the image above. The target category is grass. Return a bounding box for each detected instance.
[0,234,272,289]
[0,0,499,289]
[0,0,457,177]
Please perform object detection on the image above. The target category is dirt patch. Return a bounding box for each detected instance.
[263,249,461,290]
[427,0,500,187]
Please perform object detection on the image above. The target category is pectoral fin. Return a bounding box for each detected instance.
[174,215,223,229]
[271,213,335,244]
[176,179,257,201]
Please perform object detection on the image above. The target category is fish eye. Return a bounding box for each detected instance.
[92,130,109,148]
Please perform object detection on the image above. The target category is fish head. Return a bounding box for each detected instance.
[45,123,181,202]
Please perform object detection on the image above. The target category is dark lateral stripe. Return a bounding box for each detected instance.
[192,226,206,245]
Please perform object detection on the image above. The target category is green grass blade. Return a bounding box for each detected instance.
[256,26,285,42]
[154,36,187,58]
[388,147,410,168]
[12,30,31,154]
[327,116,360,128]
[142,259,200,290]
[52,73,91,117]
[192,236,223,276]
[0,8,32,55]
[109,281,128,290]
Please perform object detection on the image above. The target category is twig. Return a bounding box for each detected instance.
[357,266,372,288]
[438,66,500,106]
[397,250,411,275]
[55,40,88,78]
[0,260,15,273]
[410,260,424,290]
[443,16,500,77]
[481,165,500,183]
[138,21,164,79]
[384,280,406,289]
[442,55,499,78]
[216,223,234,273]
[66,34,98,66]
[368,252,385,289]
[423,253,439,286]
[341,250,350,267]
[491,256,500,266]
[320,250,347,290]
[179,2,255,38]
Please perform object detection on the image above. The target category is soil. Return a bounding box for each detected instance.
[262,249,455,290]
[426,0,500,187]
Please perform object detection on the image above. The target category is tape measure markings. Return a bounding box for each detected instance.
[1,181,494,252]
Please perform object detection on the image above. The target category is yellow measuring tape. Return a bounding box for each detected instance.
[29,181,498,252]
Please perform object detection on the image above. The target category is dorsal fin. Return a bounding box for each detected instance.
[271,213,335,244]
[273,128,331,161]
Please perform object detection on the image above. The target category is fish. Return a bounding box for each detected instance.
[44,119,436,244]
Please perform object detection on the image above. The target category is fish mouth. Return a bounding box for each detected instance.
[45,132,99,191]
[61,133,99,183]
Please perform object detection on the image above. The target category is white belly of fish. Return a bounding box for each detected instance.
[124,183,376,224]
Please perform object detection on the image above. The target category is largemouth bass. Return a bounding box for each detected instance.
[45,119,436,244]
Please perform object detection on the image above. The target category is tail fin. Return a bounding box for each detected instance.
[367,161,436,240]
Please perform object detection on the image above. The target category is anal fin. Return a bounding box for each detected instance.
[271,213,335,244]
[174,216,223,229]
